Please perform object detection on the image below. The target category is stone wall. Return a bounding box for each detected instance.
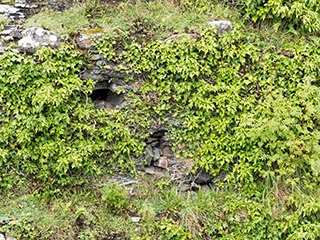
[0,0,233,193]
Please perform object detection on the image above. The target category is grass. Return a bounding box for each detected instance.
[23,7,90,36]
[1,180,318,239]
[3,0,320,239]
[24,0,240,39]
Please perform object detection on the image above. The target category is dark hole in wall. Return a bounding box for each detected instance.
[90,89,109,101]
[90,89,124,109]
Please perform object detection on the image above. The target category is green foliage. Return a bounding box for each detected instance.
[2,181,320,239]
[82,0,107,19]
[101,183,130,213]
[1,0,14,4]
[23,0,239,40]
[24,7,90,35]
[196,189,320,239]
[157,218,192,240]
[96,25,320,193]
[234,0,320,33]
[0,16,9,32]
[3,1,320,238]
[0,45,145,192]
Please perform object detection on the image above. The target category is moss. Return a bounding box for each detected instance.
[81,27,104,35]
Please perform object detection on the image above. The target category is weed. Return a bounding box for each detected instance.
[0,16,9,32]
[101,183,130,213]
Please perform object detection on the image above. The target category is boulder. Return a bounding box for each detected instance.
[207,20,232,34]
[18,27,60,52]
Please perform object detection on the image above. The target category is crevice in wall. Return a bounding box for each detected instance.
[90,89,124,109]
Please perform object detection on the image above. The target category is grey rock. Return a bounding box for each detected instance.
[15,0,38,9]
[93,100,112,109]
[81,70,107,81]
[105,91,124,107]
[103,68,128,79]
[77,32,103,50]
[0,25,22,41]
[92,81,111,91]
[207,20,232,34]
[153,147,161,160]
[15,0,80,11]
[146,137,158,144]
[153,156,168,169]
[144,166,156,175]
[92,96,122,109]
[0,4,24,20]
[145,155,153,166]
[145,145,153,157]
[108,79,131,92]
[18,27,60,52]
[145,145,154,166]
[179,183,191,192]
[0,4,19,15]
[96,59,108,66]
[200,184,212,191]
[0,233,16,240]
[81,67,127,82]
[150,141,159,147]
[90,54,104,61]
[193,169,214,185]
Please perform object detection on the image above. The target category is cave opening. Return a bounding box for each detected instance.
[89,89,124,109]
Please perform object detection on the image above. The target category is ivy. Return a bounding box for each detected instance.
[95,26,320,193]
[2,12,320,199]
[233,0,320,33]
[0,45,146,192]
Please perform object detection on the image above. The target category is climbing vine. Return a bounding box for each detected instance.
[95,26,320,193]
[0,46,146,192]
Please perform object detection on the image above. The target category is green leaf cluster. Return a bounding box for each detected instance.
[0,46,146,192]
[235,0,320,33]
[199,190,320,239]
[95,26,320,193]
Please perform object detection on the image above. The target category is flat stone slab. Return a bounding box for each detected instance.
[0,4,24,20]
[0,4,19,15]
[15,0,38,9]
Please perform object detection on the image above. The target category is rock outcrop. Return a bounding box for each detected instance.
[18,27,60,52]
